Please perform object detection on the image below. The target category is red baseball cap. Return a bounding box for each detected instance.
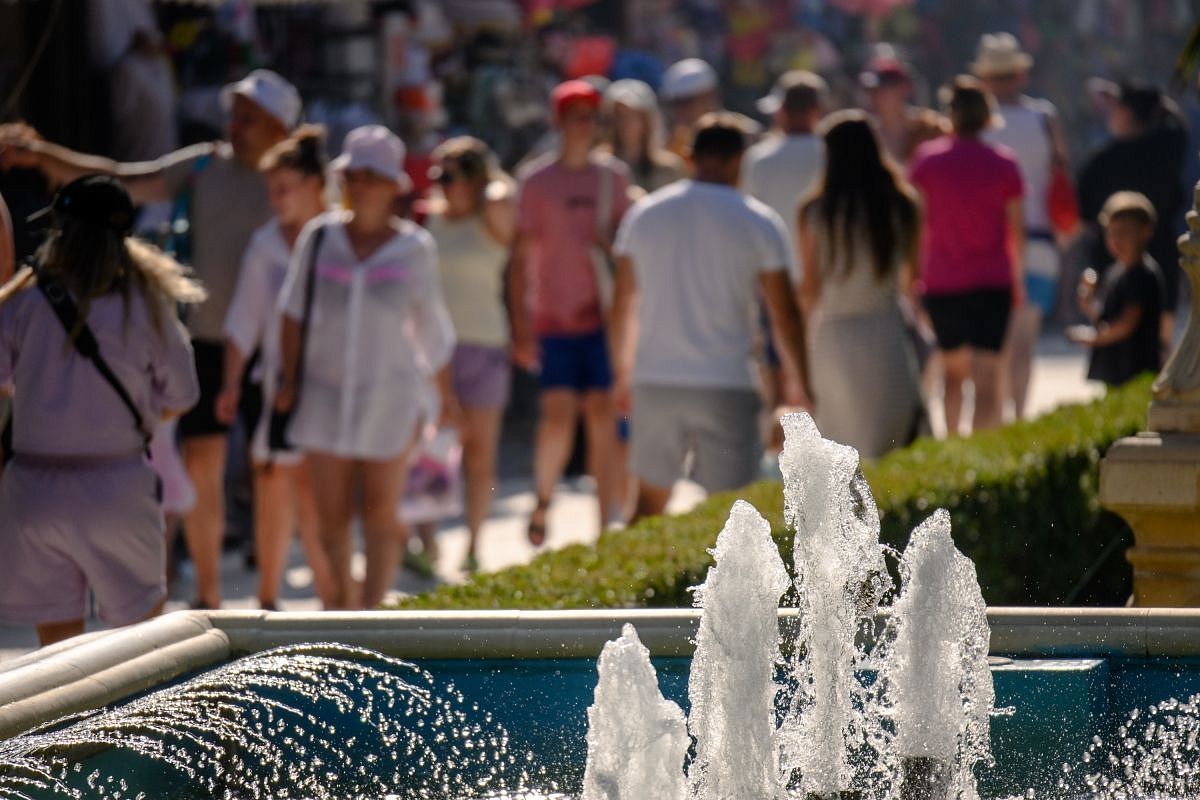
[551,80,602,118]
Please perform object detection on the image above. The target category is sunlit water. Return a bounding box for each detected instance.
[2,413,1200,799]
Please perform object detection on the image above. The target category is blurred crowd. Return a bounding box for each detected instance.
[0,0,1195,643]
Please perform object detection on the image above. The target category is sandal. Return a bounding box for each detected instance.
[527,496,551,547]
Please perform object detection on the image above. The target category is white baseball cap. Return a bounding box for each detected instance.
[659,58,718,102]
[331,125,411,191]
[605,79,658,113]
[221,69,302,130]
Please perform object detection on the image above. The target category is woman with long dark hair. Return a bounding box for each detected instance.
[0,175,202,644]
[798,110,923,458]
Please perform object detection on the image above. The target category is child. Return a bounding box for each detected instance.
[1068,191,1166,386]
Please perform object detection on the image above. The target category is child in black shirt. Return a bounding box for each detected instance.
[1068,191,1165,386]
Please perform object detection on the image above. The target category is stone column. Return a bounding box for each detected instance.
[1101,181,1200,606]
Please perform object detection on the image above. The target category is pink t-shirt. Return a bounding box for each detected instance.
[516,153,632,336]
[908,136,1023,295]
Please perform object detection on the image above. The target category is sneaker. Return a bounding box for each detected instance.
[403,549,436,579]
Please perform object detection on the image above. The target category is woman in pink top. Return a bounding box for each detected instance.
[908,76,1024,434]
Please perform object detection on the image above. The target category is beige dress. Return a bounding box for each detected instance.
[806,208,923,459]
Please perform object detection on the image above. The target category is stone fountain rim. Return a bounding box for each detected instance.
[2,607,1199,740]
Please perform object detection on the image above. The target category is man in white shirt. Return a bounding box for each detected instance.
[611,113,812,521]
[742,70,828,277]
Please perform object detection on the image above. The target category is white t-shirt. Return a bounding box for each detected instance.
[741,133,824,280]
[613,180,794,391]
[279,211,456,460]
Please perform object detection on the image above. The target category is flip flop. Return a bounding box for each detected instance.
[527,497,550,547]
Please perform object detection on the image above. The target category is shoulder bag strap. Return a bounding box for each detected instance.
[291,224,327,401]
[35,271,151,451]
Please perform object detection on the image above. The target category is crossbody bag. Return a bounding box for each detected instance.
[36,271,152,455]
[267,224,326,452]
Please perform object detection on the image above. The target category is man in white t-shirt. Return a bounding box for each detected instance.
[741,70,828,280]
[611,113,812,521]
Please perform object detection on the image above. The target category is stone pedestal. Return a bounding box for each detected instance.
[1101,433,1200,606]
[1100,181,1200,606]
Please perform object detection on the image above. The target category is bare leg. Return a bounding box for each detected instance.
[1004,304,1041,420]
[291,460,338,608]
[630,481,672,526]
[306,453,357,609]
[971,351,1004,431]
[530,389,580,544]
[581,389,617,528]
[940,348,971,437]
[181,434,227,608]
[252,464,295,609]
[360,453,411,609]
[461,406,503,561]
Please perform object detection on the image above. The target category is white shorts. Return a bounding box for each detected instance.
[0,455,165,626]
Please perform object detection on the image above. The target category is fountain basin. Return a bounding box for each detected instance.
[2,608,1200,797]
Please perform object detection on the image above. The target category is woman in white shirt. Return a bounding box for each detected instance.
[424,137,515,572]
[276,125,457,609]
[215,126,336,610]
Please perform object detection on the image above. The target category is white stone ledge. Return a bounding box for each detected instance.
[3,607,1199,741]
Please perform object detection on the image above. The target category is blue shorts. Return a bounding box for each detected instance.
[539,330,612,392]
[1025,273,1058,316]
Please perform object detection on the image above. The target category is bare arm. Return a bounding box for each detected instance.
[760,269,812,408]
[507,230,537,369]
[609,254,639,411]
[1006,198,1025,306]
[215,340,249,425]
[2,128,171,204]
[481,192,517,247]
[1067,304,1144,348]
[796,212,821,320]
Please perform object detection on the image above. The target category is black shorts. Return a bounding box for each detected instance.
[178,338,232,439]
[923,288,1012,353]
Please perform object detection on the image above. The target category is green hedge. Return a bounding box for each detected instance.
[395,376,1151,610]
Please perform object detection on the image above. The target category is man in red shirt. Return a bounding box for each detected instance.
[510,80,632,544]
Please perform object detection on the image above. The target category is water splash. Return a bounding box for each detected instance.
[580,623,689,800]
[0,644,526,800]
[777,412,895,797]
[882,509,994,800]
[688,499,791,800]
[1059,695,1200,798]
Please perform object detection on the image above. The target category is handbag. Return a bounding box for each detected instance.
[267,224,326,452]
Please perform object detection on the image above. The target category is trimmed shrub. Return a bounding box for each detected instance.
[395,376,1151,610]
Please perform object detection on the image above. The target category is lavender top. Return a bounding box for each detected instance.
[0,283,199,457]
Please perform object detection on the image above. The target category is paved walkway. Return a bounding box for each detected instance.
[0,334,1102,663]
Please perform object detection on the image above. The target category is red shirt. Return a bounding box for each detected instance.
[516,154,632,336]
[908,136,1023,295]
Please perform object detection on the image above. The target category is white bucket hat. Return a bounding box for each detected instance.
[605,79,658,113]
[659,58,718,102]
[220,69,302,130]
[970,33,1034,78]
[331,125,412,191]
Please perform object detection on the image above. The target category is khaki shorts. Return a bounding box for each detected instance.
[630,385,762,493]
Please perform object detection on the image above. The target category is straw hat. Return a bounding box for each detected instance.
[969,33,1033,78]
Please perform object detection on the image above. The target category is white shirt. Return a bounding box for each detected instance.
[741,133,824,280]
[614,180,794,391]
[984,96,1055,234]
[279,211,456,460]
[224,219,298,463]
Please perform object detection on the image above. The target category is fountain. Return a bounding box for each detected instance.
[4,414,1200,798]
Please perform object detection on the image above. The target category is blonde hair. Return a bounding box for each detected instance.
[0,217,206,342]
[1099,191,1157,228]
